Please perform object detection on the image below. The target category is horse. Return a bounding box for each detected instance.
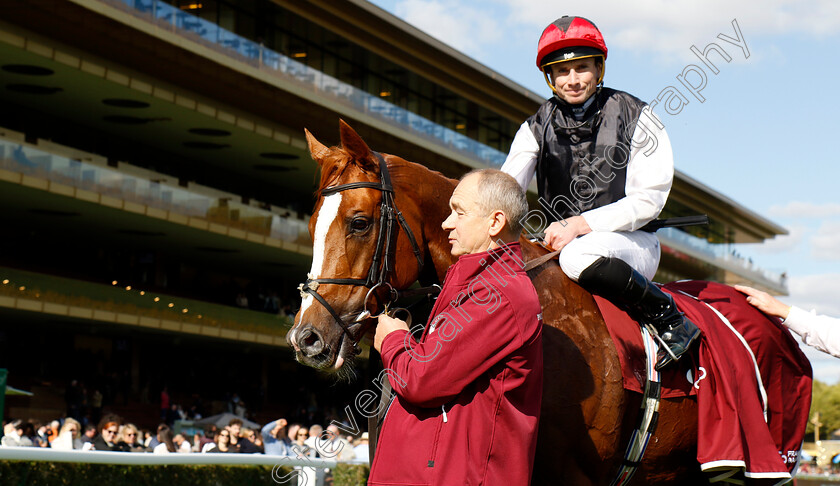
[285,120,786,485]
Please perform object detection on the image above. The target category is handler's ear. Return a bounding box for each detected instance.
[487,209,508,238]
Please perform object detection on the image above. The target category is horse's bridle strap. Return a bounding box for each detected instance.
[298,151,427,352]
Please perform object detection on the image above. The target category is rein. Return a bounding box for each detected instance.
[297,152,432,354]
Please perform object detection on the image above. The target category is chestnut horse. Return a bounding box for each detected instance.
[286,121,704,485]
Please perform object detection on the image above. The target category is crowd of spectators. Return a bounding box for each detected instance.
[1,414,368,463]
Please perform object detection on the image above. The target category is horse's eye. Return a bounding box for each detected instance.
[350,217,370,232]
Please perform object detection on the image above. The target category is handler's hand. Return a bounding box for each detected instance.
[544,216,592,251]
[374,314,410,352]
[734,285,791,320]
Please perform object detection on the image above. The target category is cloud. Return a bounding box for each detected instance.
[787,273,840,316]
[768,201,840,219]
[387,0,840,62]
[812,222,840,261]
[392,0,505,57]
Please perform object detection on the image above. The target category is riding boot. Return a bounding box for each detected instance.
[577,256,701,371]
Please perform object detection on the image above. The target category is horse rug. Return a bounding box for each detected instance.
[593,280,812,479]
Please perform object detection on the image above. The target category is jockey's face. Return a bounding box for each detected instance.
[549,57,600,105]
[442,174,495,258]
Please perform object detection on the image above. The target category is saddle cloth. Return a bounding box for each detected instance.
[593,280,812,478]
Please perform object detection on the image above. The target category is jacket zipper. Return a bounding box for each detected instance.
[427,404,448,468]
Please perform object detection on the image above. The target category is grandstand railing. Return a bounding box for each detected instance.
[103,0,508,167]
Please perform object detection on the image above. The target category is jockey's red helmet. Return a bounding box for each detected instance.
[537,16,607,90]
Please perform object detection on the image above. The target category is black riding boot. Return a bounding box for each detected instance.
[578,257,700,371]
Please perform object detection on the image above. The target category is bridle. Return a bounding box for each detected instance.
[297,152,426,354]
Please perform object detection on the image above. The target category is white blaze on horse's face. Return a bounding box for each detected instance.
[299,192,343,322]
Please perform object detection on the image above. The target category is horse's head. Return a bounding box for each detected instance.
[286,120,440,377]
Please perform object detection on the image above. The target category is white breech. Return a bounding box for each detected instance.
[559,231,661,282]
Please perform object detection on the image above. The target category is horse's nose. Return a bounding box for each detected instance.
[295,325,325,357]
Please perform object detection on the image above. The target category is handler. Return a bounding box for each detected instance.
[501,16,698,370]
[368,169,543,486]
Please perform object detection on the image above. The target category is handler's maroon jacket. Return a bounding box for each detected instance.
[369,242,543,486]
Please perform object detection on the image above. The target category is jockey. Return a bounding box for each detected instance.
[501,16,700,370]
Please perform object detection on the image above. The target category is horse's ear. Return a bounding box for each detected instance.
[338,119,375,170]
[305,128,330,165]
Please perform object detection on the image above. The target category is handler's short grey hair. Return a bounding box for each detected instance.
[462,169,529,235]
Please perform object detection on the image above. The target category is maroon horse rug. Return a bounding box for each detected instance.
[595,280,812,481]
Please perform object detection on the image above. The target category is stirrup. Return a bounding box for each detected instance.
[644,323,680,369]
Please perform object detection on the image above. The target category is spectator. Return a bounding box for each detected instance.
[227,393,241,414]
[262,418,293,456]
[235,293,249,309]
[2,420,34,447]
[304,424,323,457]
[292,426,313,457]
[234,400,247,418]
[165,404,183,426]
[65,380,84,422]
[51,418,82,450]
[173,433,191,453]
[191,431,204,453]
[205,428,239,453]
[319,424,354,462]
[80,424,97,445]
[21,422,44,448]
[116,423,146,452]
[237,427,261,454]
[148,423,167,449]
[93,420,120,451]
[353,433,369,464]
[199,425,216,452]
[160,387,169,422]
[141,429,153,448]
[227,418,243,447]
[46,420,60,445]
[36,423,50,445]
[90,390,103,425]
[153,427,177,453]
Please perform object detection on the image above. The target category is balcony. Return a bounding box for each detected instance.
[0,132,311,249]
[102,0,508,167]
[0,266,292,345]
[658,227,787,294]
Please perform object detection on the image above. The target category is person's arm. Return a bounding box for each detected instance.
[261,421,276,440]
[378,288,525,408]
[735,284,840,358]
[581,107,673,232]
[500,122,539,192]
[784,307,840,358]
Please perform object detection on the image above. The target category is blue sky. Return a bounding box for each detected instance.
[369,0,840,383]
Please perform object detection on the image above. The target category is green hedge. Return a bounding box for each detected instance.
[0,461,370,486]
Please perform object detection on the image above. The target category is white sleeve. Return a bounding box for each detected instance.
[784,306,840,358]
[581,106,673,232]
[501,122,539,192]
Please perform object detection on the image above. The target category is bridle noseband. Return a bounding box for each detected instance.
[297,152,425,354]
